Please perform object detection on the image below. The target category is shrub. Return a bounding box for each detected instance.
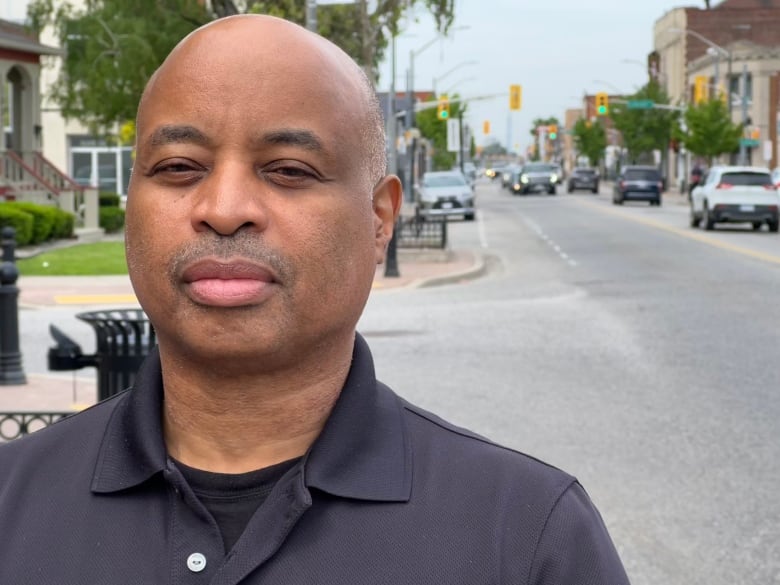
[52,208,75,239]
[0,205,34,246]
[99,206,125,233]
[99,192,121,207]
[6,202,57,245]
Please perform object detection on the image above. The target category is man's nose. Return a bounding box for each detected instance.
[190,162,270,236]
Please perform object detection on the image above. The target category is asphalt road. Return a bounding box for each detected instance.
[359,178,780,585]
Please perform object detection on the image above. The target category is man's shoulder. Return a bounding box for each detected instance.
[0,392,126,470]
[395,390,574,489]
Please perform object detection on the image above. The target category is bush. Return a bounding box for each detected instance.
[0,205,34,246]
[6,202,57,245]
[99,192,121,207]
[99,206,125,233]
[52,208,75,239]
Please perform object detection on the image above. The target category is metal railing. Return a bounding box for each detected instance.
[397,214,448,249]
[0,411,74,442]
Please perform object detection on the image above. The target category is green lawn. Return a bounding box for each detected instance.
[17,242,129,276]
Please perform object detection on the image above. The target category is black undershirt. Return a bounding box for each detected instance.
[173,457,302,553]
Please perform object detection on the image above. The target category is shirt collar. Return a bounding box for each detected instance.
[91,334,412,503]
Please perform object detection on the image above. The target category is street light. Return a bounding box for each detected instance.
[668,27,732,112]
[433,60,479,93]
[442,76,476,96]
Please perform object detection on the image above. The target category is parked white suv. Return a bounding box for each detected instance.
[690,166,780,232]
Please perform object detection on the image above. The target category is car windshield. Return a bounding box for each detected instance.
[424,174,467,187]
[720,172,772,186]
[624,169,660,180]
[575,169,595,175]
[525,165,557,173]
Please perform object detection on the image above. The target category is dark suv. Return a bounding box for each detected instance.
[613,166,663,206]
[567,167,599,193]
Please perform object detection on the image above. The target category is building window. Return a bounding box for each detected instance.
[728,72,752,101]
[69,135,132,195]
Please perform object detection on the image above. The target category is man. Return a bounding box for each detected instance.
[0,15,630,584]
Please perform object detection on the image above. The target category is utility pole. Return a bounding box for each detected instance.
[384,31,400,278]
[739,64,749,166]
[305,0,317,31]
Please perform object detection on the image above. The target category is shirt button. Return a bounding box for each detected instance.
[187,552,207,573]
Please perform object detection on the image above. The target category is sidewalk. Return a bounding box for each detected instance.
[3,244,486,414]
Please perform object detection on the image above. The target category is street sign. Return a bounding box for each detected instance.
[740,138,760,148]
[627,100,655,110]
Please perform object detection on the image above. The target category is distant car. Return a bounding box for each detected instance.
[689,166,779,232]
[613,165,663,206]
[416,170,475,221]
[486,165,506,180]
[771,167,780,188]
[567,167,599,193]
[501,164,522,189]
[507,168,524,195]
[462,162,477,184]
[516,163,560,195]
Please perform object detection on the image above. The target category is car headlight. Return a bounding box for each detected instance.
[520,174,529,183]
[550,174,558,183]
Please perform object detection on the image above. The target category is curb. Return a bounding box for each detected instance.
[412,251,488,288]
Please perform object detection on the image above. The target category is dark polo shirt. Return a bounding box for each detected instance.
[0,334,629,584]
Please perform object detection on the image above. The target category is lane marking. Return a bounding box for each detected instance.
[477,210,490,248]
[54,294,139,305]
[576,198,780,266]
[523,218,578,267]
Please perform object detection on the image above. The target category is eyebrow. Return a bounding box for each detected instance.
[257,129,326,153]
[148,125,210,147]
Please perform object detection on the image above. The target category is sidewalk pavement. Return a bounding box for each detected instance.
[2,243,486,414]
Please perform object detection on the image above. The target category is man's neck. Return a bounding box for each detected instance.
[160,339,353,474]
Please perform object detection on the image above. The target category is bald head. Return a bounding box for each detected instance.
[137,14,386,188]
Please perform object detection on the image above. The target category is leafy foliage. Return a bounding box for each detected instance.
[27,0,455,134]
[608,80,679,164]
[572,118,607,167]
[676,98,742,164]
[416,95,466,170]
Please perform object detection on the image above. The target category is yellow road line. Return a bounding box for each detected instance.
[577,198,780,266]
[54,294,139,305]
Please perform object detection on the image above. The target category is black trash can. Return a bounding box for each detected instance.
[48,308,157,402]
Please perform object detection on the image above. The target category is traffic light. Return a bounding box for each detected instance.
[548,124,558,140]
[483,120,491,135]
[437,95,450,120]
[693,75,708,104]
[595,92,609,116]
[509,84,522,111]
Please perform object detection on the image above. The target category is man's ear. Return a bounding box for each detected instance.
[372,175,403,264]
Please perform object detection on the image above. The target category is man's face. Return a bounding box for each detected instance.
[125,21,395,369]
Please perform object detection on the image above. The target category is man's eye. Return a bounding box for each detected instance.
[274,166,313,179]
[153,162,198,174]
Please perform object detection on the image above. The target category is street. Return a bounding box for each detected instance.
[360,179,780,585]
[13,178,780,584]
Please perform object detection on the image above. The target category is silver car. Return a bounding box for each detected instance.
[416,171,475,221]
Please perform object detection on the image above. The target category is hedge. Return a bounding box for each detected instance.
[6,202,57,245]
[99,206,125,233]
[52,208,75,239]
[0,205,34,246]
[99,192,121,207]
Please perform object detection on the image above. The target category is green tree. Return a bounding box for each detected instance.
[677,98,742,165]
[27,0,456,134]
[416,95,466,170]
[609,80,678,164]
[572,118,607,167]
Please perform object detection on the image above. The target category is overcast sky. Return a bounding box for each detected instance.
[3,0,694,154]
[378,0,692,154]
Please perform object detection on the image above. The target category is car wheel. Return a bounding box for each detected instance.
[689,205,701,228]
[591,186,598,194]
[768,217,779,233]
[464,212,475,221]
[548,187,556,195]
[567,186,573,193]
[751,221,763,231]
[702,203,715,230]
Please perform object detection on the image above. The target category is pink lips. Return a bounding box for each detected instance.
[180,259,278,307]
